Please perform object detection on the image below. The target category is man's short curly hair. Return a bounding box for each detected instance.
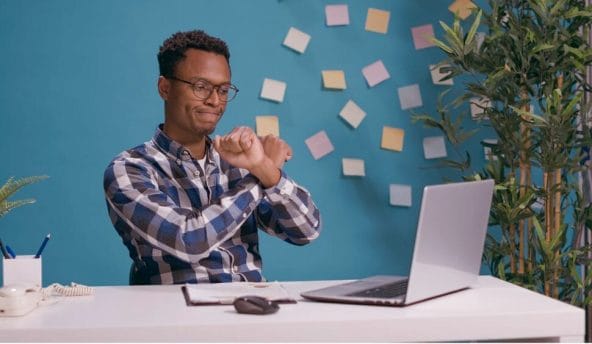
[157,30,230,78]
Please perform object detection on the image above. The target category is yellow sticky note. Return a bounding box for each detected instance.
[381,126,405,152]
[322,70,346,90]
[448,0,477,20]
[365,8,390,34]
[256,116,279,137]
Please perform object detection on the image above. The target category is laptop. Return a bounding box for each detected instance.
[301,179,494,306]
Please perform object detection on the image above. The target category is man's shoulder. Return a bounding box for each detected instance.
[106,140,162,170]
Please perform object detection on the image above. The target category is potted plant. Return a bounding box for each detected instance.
[0,176,48,218]
[412,0,592,308]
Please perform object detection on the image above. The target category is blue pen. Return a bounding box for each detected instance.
[5,245,16,259]
[0,239,10,259]
[34,234,51,258]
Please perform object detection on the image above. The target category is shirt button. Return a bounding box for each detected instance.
[193,171,200,177]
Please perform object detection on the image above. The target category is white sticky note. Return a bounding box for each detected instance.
[283,27,311,54]
[342,158,365,177]
[476,32,485,50]
[430,64,453,85]
[339,100,366,129]
[362,60,390,87]
[305,130,334,160]
[326,4,349,26]
[398,84,423,110]
[483,139,498,161]
[390,184,412,207]
[260,78,287,103]
[423,136,447,159]
[470,97,491,119]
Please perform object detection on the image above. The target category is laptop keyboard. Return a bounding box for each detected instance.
[346,279,408,298]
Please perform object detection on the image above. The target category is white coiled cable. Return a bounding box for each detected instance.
[42,282,95,298]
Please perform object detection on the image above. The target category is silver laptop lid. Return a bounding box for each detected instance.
[404,179,494,304]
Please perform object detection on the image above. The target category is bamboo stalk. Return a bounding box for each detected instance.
[509,222,516,274]
[518,99,531,276]
[544,171,552,297]
[552,75,564,299]
[553,169,561,299]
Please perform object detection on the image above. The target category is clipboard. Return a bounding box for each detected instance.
[181,281,297,306]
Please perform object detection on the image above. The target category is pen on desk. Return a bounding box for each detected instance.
[5,245,16,259]
[0,239,10,259]
[34,234,51,258]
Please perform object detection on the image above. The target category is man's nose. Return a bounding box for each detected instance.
[204,88,221,106]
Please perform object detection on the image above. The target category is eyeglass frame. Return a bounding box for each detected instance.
[166,76,239,102]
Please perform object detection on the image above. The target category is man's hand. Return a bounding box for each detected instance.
[213,127,280,188]
[213,126,264,170]
[260,134,293,169]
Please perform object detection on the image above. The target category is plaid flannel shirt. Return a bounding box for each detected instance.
[103,125,321,284]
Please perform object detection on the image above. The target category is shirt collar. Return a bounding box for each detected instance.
[152,124,215,162]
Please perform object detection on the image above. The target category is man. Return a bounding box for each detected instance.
[103,30,321,284]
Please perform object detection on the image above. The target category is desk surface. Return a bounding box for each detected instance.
[0,276,584,342]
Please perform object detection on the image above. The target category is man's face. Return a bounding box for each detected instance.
[159,49,230,141]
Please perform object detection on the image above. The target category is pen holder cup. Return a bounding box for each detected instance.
[2,255,42,288]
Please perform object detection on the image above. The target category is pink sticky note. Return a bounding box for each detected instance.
[362,60,390,87]
[411,24,436,50]
[326,4,349,26]
[305,131,334,160]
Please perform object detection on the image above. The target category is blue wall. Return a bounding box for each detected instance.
[0,0,489,286]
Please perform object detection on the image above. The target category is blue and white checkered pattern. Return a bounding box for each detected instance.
[103,125,321,284]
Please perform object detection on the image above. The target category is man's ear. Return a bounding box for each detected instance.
[157,76,170,100]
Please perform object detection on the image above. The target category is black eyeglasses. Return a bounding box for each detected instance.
[168,76,239,102]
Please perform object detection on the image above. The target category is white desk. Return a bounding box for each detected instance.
[0,276,584,342]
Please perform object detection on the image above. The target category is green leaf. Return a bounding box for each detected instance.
[0,175,48,219]
[0,199,36,218]
[465,10,482,52]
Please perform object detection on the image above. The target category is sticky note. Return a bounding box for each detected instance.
[322,70,346,90]
[260,78,287,103]
[483,139,498,161]
[326,4,349,26]
[362,60,390,87]
[390,184,412,207]
[365,8,390,34]
[342,158,365,177]
[256,116,279,137]
[411,24,436,50]
[305,130,334,160]
[448,0,477,20]
[430,64,454,85]
[476,32,485,50]
[381,126,405,152]
[532,197,544,211]
[470,97,491,119]
[339,100,366,129]
[283,27,311,54]
[423,136,447,159]
[398,84,423,110]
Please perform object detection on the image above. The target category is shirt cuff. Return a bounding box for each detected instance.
[262,170,296,203]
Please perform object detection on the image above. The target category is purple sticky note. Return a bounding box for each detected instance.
[326,4,349,26]
[305,130,334,160]
[362,60,390,87]
[411,24,436,50]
